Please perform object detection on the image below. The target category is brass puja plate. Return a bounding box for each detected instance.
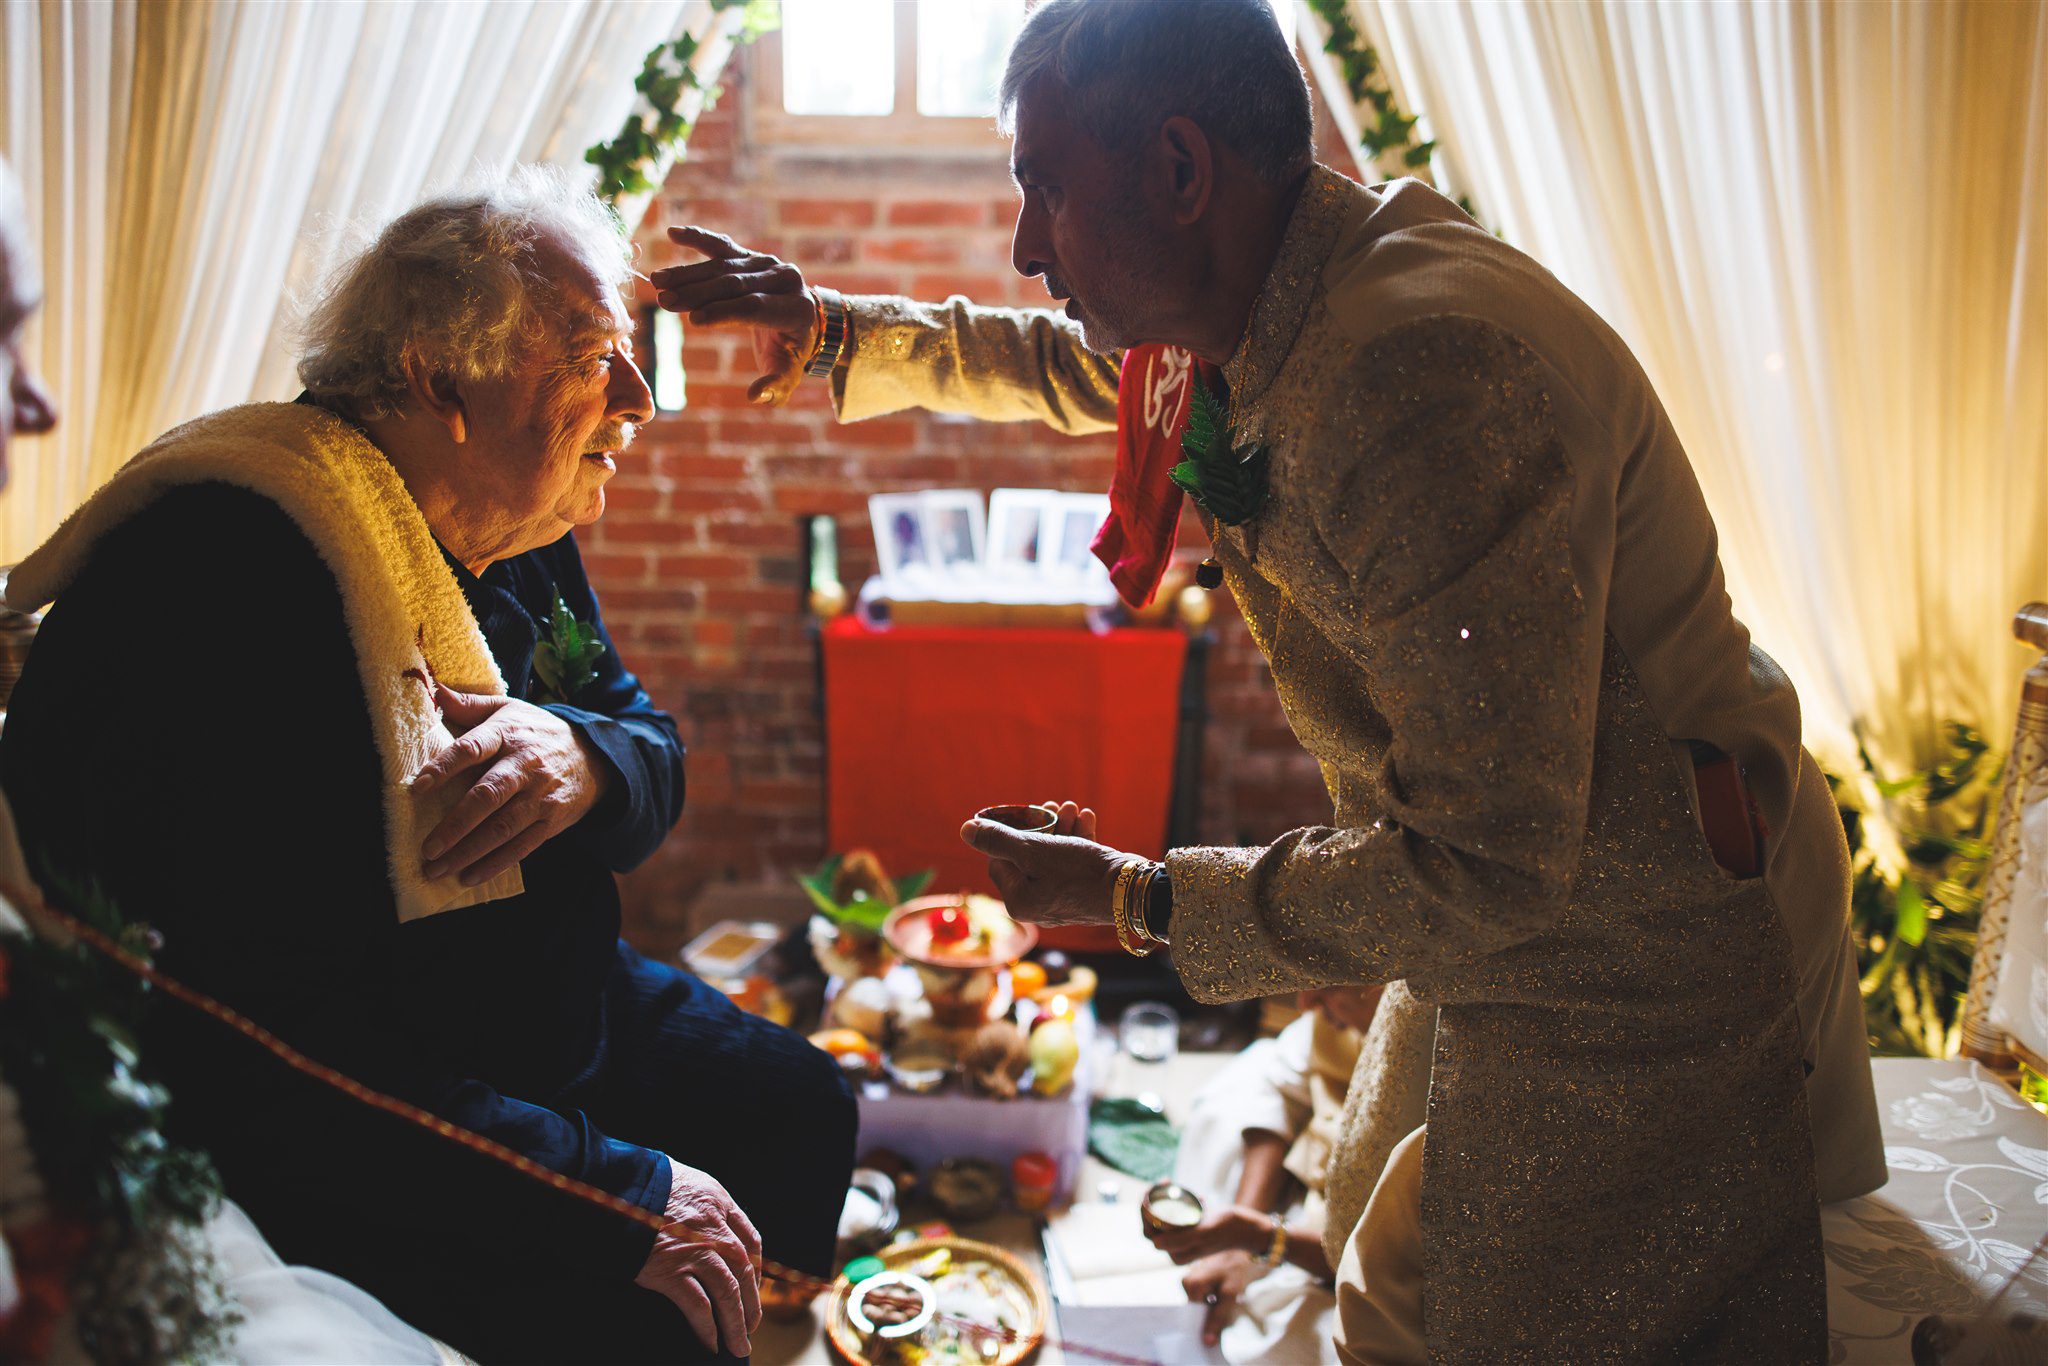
[826,1236,1050,1366]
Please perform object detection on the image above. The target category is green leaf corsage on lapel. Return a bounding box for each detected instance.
[1169,376,1270,527]
[533,594,606,704]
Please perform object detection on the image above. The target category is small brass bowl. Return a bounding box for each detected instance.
[974,804,1059,834]
[1140,1181,1205,1238]
[883,1044,957,1095]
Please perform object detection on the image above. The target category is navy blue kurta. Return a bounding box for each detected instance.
[2,480,853,1362]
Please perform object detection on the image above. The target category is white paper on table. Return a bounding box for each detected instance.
[1053,1305,1228,1365]
[1043,1202,1188,1306]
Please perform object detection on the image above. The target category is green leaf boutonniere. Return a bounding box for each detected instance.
[1169,376,1270,527]
[533,594,606,704]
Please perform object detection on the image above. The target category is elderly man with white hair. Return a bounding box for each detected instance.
[0,168,855,1362]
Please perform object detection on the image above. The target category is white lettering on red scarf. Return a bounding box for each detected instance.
[1142,346,1195,436]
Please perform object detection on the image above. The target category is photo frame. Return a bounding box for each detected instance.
[1049,492,1112,580]
[919,489,986,574]
[986,488,1062,576]
[869,492,934,580]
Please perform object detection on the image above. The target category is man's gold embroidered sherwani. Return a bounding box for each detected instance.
[832,167,1884,1358]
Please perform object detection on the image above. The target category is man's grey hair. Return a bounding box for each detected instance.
[998,0,1313,186]
[296,164,631,420]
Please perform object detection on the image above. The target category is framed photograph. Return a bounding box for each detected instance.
[869,492,934,580]
[1050,492,1112,579]
[919,489,986,574]
[987,488,1061,576]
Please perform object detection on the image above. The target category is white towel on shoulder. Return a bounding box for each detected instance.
[5,401,522,921]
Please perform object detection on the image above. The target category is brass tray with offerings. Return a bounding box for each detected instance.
[825,1236,1050,1366]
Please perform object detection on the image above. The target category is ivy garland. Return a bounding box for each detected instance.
[1302,0,1479,222]
[585,0,782,204]
[0,872,237,1362]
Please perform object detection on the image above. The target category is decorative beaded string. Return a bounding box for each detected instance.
[30,900,1162,1366]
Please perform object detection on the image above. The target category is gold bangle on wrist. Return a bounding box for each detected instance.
[1112,859,1153,958]
[1259,1217,1288,1267]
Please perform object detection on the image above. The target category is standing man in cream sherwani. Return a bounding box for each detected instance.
[656,0,1883,1357]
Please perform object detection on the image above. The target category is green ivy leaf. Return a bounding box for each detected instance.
[586,6,780,206]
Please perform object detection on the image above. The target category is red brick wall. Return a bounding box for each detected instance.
[598,49,1336,941]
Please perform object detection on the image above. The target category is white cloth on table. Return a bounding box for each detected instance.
[1825,1057,2048,1362]
[1170,1017,1340,1366]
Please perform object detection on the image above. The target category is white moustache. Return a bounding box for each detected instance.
[585,423,635,455]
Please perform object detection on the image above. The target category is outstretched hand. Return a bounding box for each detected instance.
[650,226,818,407]
[959,801,1126,930]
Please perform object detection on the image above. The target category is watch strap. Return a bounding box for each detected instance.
[805,287,848,379]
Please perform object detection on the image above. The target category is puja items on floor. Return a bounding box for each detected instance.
[828,1238,1049,1366]
[680,919,794,1026]
[885,893,1037,1030]
[801,849,936,988]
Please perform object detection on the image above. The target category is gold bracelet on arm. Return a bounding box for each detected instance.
[1112,859,1153,958]
[1258,1215,1288,1267]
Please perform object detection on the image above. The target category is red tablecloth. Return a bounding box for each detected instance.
[822,618,1188,950]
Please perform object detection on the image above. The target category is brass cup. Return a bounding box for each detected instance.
[975,804,1059,834]
[1140,1181,1206,1238]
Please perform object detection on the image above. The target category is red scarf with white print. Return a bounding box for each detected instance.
[1090,344,1217,608]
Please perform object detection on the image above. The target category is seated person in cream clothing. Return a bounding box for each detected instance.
[0,169,855,1363]
[1145,984,1383,1362]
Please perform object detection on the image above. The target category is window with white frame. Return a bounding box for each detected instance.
[759,0,1302,152]
[757,0,1027,149]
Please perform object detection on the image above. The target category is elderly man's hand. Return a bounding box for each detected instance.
[958,815,1127,930]
[415,683,610,886]
[635,1158,763,1356]
[650,226,817,408]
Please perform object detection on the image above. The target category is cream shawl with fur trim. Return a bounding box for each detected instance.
[5,401,523,922]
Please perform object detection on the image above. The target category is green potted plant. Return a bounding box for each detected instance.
[1835,723,1998,1058]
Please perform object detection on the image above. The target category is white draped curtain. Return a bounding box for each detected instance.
[0,0,746,562]
[1342,0,2047,786]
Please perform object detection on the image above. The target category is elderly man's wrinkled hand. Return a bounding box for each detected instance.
[415,683,610,886]
[651,226,817,408]
[635,1158,764,1356]
[957,817,1126,929]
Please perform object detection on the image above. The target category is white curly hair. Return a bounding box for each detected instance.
[296,164,632,420]
[0,156,33,317]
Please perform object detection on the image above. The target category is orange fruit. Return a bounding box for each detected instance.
[1011,961,1048,997]
[808,1028,874,1058]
